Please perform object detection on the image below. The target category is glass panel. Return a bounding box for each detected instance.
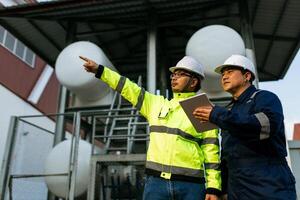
[8,117,55,200]
[0,26,5,43]
[15,40,25,59]
[25,48,34,65]
[4,31,15,51]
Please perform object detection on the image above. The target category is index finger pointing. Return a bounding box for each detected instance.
[79,56,88,61]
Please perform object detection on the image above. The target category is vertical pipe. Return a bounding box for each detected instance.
[239,0,259,87]
[68,112,81,200]
[0,116,18,200]
[101,175,106,200]
[49,22,77,200]
[127,175,132,200]
[53,86,68,145]
[158,28,170,98]
[111,176,116,200]
[147,22,157,94]
[87,156,96,200]
[117,175,121,199]
[53,21,77,147]
[48,86,67,200]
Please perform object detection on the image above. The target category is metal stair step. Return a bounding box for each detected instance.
[107,147,127,151]
[114,117,131,121]
[113,127,129,130]
[128,138,148,141]
[108,137,128,140]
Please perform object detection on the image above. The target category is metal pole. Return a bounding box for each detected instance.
[87,157,97,200]
[53,85,68,145]
[0,116,18,200]
[158,28,170,98]
[147,20,157,94]
[239,0,259,87]
[53,21,77,146]
[49,21,77,200]
[68,112,81,200]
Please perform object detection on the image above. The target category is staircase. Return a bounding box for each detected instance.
[99,76,148,154]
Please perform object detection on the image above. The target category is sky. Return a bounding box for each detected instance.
[259,49,300,140]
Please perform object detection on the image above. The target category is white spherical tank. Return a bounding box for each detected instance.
[186,25,245,98]
[44,140,91,198]
[55,41,116,102]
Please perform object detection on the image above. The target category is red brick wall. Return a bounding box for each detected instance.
[0,45,60,114]
[0,45,44,98]
[293,123,300,140]
[37,73,60,114]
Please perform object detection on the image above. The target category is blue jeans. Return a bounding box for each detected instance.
[143,176,206,200]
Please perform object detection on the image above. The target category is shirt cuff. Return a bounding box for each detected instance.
[95,64,104,78]
[210,106,220,124]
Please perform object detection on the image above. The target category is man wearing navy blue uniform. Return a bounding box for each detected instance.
[193,54,296,200]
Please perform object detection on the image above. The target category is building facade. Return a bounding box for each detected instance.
[0,25,60,168]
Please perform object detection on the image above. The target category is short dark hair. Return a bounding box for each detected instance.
[241,69,255,84]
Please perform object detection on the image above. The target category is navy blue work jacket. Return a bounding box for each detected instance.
[210,85,287,161]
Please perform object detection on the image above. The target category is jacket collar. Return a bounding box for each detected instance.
[236,85,257,103]
[173,92,196,100]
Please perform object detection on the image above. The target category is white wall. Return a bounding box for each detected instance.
[0,84,56,170]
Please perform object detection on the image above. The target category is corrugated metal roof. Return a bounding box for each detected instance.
[0,0,299,82]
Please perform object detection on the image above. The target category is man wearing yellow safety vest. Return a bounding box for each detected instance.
[80,55,221,200]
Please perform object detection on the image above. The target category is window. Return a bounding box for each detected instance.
[0,26,4,43]
[0,27,36,68]
[15,40,25,59]
[4,31,15,51]
[25,48,34,66]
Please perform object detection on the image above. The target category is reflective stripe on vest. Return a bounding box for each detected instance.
[150,125,219,146]
[116,76,126,93]
[136,88,145,110]
[205,163,221,170]
[115,76,145,111]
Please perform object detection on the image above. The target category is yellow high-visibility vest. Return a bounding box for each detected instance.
[99,67,221,191]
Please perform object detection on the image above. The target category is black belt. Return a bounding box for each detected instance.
[145,168,205,184]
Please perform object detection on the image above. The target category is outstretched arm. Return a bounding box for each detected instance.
[78,56,163,121]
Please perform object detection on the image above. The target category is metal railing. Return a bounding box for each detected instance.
[0,106,149,200]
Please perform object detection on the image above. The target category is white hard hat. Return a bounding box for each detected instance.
[215,54,256,79]
[169,56,205,79]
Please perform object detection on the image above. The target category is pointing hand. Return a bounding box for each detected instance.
[79,56,98,74]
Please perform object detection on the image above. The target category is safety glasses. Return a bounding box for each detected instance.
[170,72,192,79]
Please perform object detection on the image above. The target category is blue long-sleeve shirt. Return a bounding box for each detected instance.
[210,85,287,160]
